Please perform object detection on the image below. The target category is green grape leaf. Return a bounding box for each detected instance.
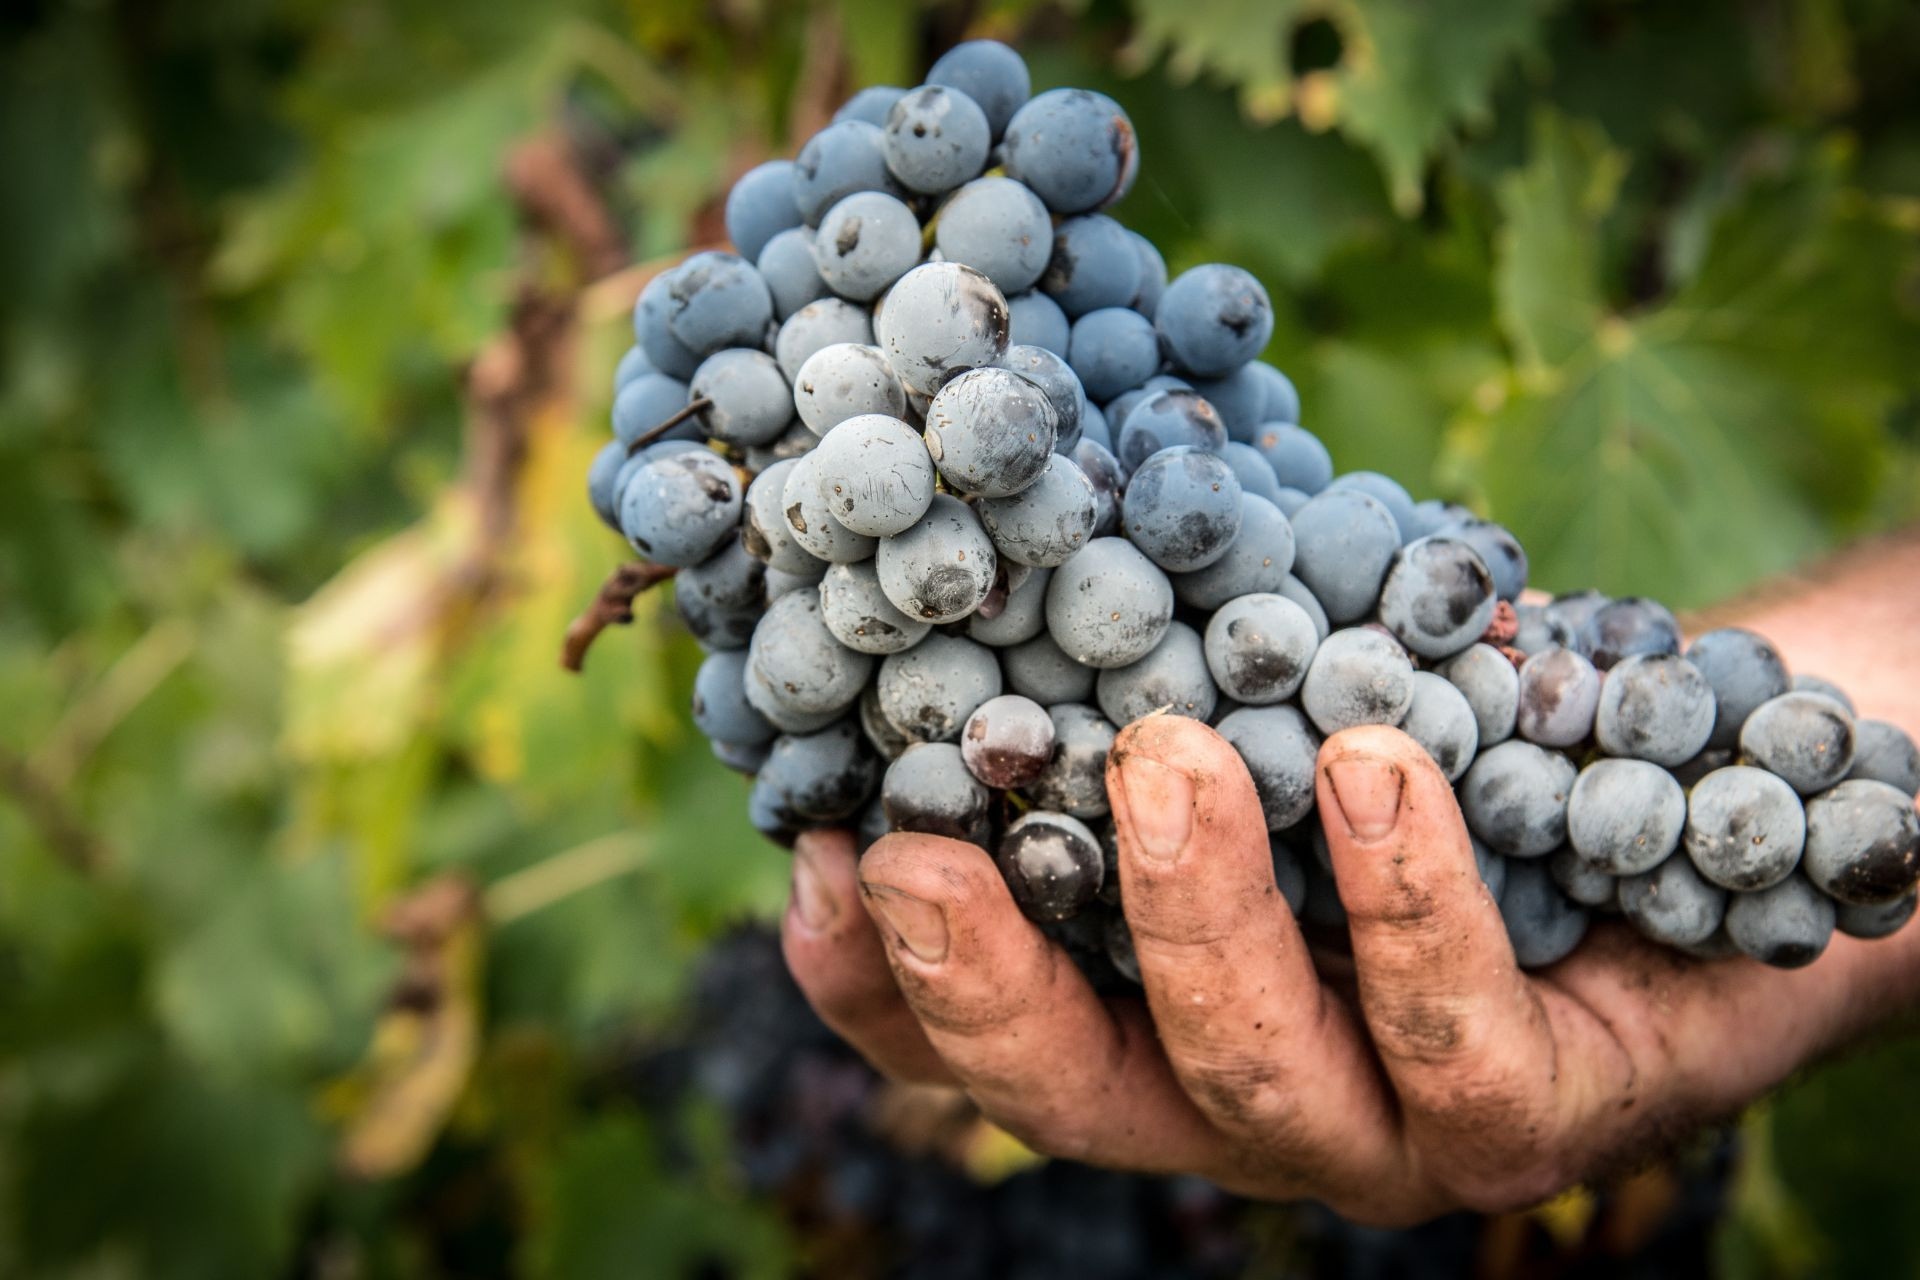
[1472,113,1920,604]
[1121,0,1558,212]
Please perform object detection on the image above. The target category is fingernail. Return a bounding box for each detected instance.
[1117,754,1194,864]
[791,841,837,932]
[862,882,949,964]
[1325,757,1405,843]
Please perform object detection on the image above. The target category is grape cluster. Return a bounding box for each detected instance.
[588,39,1920,976]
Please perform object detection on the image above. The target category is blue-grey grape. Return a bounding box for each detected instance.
[1170,493,1295,610]
[774,297,875,380]
[1116,389,1228,470]
[1276,574,1330,642]
[793,344,907,436]
[746,588,873,717]
[1499,859,1589,967]
[1216,704,1320,831]
[1739,691,1856,795]
[1067,307,1161,403]
[925,39,1030,140]
[1459,740,1578,858]
[755,719,877,821]
[1041,214,1142,318]
[1127,230,1167,316]
[618,447,743,567]
[875,630,1002,742]
[724,158,802,261]
[834,85,907,127]
[1045,537,1174,670]
[882,84,990,193]
[612,371,695,446]
[1000,88,1138,214]
[957,693,1053,788]
[806,412,934,537]
[1288,488,1400,623]
[1836,889,1919,940]
[1003,631,1098,704]
[1073,438,1125,537]
[662,251,774,356]
[817,559,929,655]
[1792,674,1856,714]
[613,344,652,391]
[792,120,900,224]
[632,272,700,378]
[924,365,1057,497]
[1684,765,1806,890]
[1191,364,1268,443]
[1400,671,1479,782]
[1121,446,1243,572]
[1026,703,1116,819]
[674,534,766,651]
[692,649,776,746]
[742,458,828,575]
[1549,846,1617,908]
[1202,593,1321,707]
[1450,520,1529,602]
[1006,289,1071,356]
[756,226,831,319]
[1218,440,1284,505]
[1515,647,1601,749]
[936,177,1052,294]
[874,492,996,623]
[811,191,921,301]
[874,261,1010,396]
[1154,263,1272,377]
[690,347,792,447]
[1593,653,1716,766]
[976,453,1098,567]
[1849,719,1920,796]
[1617,853,1726,948]
[967,566,1051,646]
[997,344,1085,449]
[1512,602,1577,656]
[1685,627,1790,750]
[1801,779,1920,906]
[1583,596,1682,670]
[1567,758,1685,875]
[1724,874,1834,969]
[780,451,876,563]
[1096,621,1217,724]
[1376,535,1497,658]
[1438,643,1519,747]
[1300,627,1415,736]
[1326,471,1415,540]
[1253,422,1333,495]
[882,742,990,843]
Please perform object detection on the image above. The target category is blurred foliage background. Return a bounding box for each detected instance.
[2,0,1918,1276]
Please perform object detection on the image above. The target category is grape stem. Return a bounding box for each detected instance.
[627,397,714,453]
[560,561,677,672]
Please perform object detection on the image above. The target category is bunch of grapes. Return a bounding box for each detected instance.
[584,39,1920,977]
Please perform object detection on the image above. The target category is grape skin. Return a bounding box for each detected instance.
[833,85,907,128]
[1400,671,1479,783]
[1566,758,1685,875]
[782,453,877,563]
[1170,494,1296,611]
[997,811,1106,922]
[792,120,900,225]
[874,493,997,624]
[1724,874,1835,969]
[1041,215,1142,318]
[1459,740,1577,858]
[812,191,922,302]
[1116,389,1229,469]
[1119,446,1244,573]
[1683,765,1806,891]
[724,158,802,262]
[1007,290,1071,356]
[674,534,767,652]
[1515,647,1601,749]
[996,344,1085,449]
[1549,846,1617,908]
[1154,263,1273,377]
[1800,779,1920,906]
[1848,719,1920,796]
[976,453,1098,568]
[1686,627,1790,750]
[1095,621,1218,725]
[1299,627,1415,737]
[875,262,1010,397]
[1289,489,1401,624]
[1500,858,1589,968]
[882,742,991,843]
[1793,673,1856,714]
[1617,853,1726,948]
[875,631,1002,743]
[618,448,743,568]
[1003,632,1098,704]
[690,348,794,449]
[1044,537,1174,670]
[1216,705,1320,831]
[1593,654,1716,767]
[817,560,929,655]
[692,649,776,746]
[756,227,831,319]
[1001,88,1138,214]
[1203,593,1318,706]
[1375,535,1497,659]
[746,589,873,718]
[754,720,877,822]
[1025,703,1117,819]
[1583,596,1682,670]
[961,694,1056,788]
[1438,643,1519,748]
[967,566,1052,647]
[807,412,934,538]
[1739,691,1857,796]
[663,251,775,356]
[925,366,1058,498]
[1836,889,1919,940]
[774,297,876,380]
[882,85,990,194]
[1326,471,1415,540]
[1068,307,1163,403]
[935,177,1053,295]
[925,39,1031,140]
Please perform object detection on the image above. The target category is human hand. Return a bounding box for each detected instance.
[780,714,1915,1224]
